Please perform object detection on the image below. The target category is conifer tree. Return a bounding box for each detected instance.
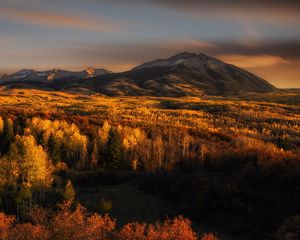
[90,138,99,169]
[47,134,61,164]
[1,117,14,154]
[63,180,76,204]
[14,113,27,135]
[15,183,32,221]
[105,127,126,170]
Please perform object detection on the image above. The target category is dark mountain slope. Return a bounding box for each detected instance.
[0,52,276,96]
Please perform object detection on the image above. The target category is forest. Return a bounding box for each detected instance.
[0,89,299,240]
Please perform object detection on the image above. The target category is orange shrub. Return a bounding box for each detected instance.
[8,223,48,240]
[29,208,50,225]
[117,222,148,240]
[85,214,116,240]
[49,203,116,240]
[49,204,87,240]
[0,212,15,240]
[117,216,197,240]
[149,216,197,240]
[1,207,207,240]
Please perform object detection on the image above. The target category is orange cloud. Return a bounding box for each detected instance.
[0,7,121,32]
[218,54,289,68]
[247,62,300,88]
[218,54,300,88]
[165,39,216,51]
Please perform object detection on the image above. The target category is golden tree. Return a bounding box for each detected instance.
[8,135,52,186]
[0,116,3,134]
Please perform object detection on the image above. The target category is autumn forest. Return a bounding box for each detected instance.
[0,89,298,239]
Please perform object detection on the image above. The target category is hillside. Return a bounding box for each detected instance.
[0,52,276,96]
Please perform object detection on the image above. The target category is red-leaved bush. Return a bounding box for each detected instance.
[0,204,219,240]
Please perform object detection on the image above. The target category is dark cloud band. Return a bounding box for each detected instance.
[209,41,300,61]
[61,39,300,65]
[149,0,300,9]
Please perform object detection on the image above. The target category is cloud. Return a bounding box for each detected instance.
[0,7,122,32]
[28,38,297,73]
[108,0,300,24]
[1,36,299,87]
[218,54,288,68]
[2,35,299,71]
[242,61,300,88]
[209,41,300,61]
[56,39,216,69]
[149,0,300,12]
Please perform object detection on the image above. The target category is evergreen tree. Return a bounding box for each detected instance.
[105,127,125,170]
[15,183,32,221]
[0,117,14,154]
[63,180,76,204]
[14,113,27,135]
[90,138,99,169]
[47,134,61,164]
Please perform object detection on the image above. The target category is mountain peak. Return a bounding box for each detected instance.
[86,66,95,70]
[170,52,210,59]
[128,52,275,95]
[170,52,198,59]
[133,52,214,70]
[86,66,96,76]
[16,69,35,74]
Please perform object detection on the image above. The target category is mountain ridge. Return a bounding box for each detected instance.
[0,52,276,96]
[0,67,111,82]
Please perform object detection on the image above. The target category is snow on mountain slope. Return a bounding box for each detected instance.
[0,67,111,82]
[133,52,225,72]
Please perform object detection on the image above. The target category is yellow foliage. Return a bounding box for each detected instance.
[7,135,53,186]
[98,120,111,145]
[0,116,3,134]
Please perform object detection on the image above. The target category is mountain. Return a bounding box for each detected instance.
[0,52,276,96]
[75,52,275,96]
[0,67,111,82]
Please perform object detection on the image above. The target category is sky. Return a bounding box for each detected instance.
[0,0,299,88]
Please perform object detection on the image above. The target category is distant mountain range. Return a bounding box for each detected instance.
[0,52,276,96]
[0,67,110,82]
